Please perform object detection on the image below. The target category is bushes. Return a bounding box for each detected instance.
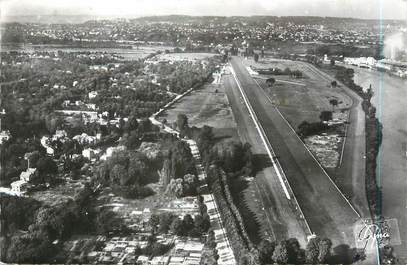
[166,174,199,197]
[93,149,158,199]
[257,237,332,265]
[297,121,329,137]
[210,140,254,176]
[0,195,42,235]
[1,184,97,263]
[149,210,210,238]
[330,65,382,217]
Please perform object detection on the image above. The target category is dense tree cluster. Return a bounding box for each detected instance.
[1,184,97,263]
[254,67,303,78]
[93,149,156,199]
[160,136,197,187]
[210,140,253,176]
[297,121,330,138]
[257,237,334,264]
[166,173,199,197]
[150,59,217,94]
[149,205,210,238]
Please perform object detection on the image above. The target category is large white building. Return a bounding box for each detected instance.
[10,168,37,193]
[0,130,11,144]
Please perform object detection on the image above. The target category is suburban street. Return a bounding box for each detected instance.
[229,56,360,247]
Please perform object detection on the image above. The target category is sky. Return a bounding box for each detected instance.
[1,0,407,20]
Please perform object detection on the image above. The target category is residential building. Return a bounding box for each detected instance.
[0,130,11,144]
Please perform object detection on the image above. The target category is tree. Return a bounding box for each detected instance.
[272,241,289,264]
[170,218,184,235]
[182,174,198,195]
[149,214,160,233]
[62,139,82,159]
[254,53,259,63]
[110,164,128,186]
[258,239,275,265]
[124,113,139,133]
[166,178,184,197]
[329,99,339,111]
[158,213,175,234]
[35,157,58,184]
[381,245,396,265]
[319,111,333,122]
[45,115,65,134]
[182,214,194,231]
[176,114,189,133]
[26,151,41,168]
[305,237,321,264]
[266,78,276,87]
[123,131,140,150]
[317,238,332,263]
[331,80,337,87]
[5,234,54,263]
[194,213,210,233]
[287,238,304,264]
[199,202,208,216]
[283,67,291,75]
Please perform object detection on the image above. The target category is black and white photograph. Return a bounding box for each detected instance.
[0,0,406,264]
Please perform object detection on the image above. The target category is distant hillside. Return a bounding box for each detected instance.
[1,15,108,24]
[2,14,406,25]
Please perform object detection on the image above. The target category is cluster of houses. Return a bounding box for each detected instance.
[64,196,206,264]
[0,130,11,144]
[10,167,37,193]
[343,56,407,77]
[82,236,204,265]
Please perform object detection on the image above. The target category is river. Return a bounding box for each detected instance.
[351,66,407,262]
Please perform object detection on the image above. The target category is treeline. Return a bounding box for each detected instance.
[0,184,99,263]
[207,166,258,264]
[332,65,382,217]
[257,236,350,265]
[254,67,303,78]
[93,149,157,199]
[150,59,217,94]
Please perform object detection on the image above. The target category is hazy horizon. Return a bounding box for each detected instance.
[1,0,407,22]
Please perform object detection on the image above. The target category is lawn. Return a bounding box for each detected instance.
[243,57,352,130]
[158,80,239,140]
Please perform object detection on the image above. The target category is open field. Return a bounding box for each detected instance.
[158,81,238,140]
[243,58,352,129]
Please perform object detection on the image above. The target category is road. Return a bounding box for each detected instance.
[229,56,360,247]
[351,66,407,262]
